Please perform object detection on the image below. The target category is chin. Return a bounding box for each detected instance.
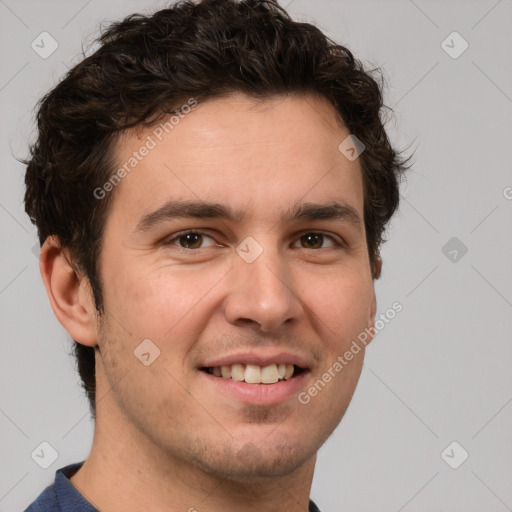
[185,430,319,481]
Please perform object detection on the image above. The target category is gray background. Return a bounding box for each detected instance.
[1,0,511,511]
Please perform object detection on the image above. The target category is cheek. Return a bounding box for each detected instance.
[110,264,230,343]
[105,264,210,335]
[303,272,374,346]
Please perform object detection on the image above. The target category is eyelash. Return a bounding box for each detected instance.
[162,230,345,251]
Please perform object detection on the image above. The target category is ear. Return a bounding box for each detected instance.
[367,289,377,337]
[372,254,382,280]
[365,256,381,346]
[39,236,99,347]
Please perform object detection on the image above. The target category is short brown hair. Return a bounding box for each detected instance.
[24,0,410,418]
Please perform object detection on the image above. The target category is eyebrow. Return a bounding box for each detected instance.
[134,199,362,233]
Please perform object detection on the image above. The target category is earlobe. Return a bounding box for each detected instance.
[39,236,98,347]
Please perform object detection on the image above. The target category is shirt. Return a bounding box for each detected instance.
[25,461,322,511]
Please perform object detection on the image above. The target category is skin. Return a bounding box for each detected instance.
[40,93,381,512]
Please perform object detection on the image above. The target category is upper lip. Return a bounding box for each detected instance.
[201,350,310,369]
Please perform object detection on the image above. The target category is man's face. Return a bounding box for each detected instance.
[94,93,377,479]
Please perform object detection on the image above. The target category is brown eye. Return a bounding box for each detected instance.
[299,233,324,249]
[178,232,203,249]
[292,232,342,250]
[164,231,218,250]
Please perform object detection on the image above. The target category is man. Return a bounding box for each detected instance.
[24,0,408,510]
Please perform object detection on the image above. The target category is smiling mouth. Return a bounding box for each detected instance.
[200,363,306,384]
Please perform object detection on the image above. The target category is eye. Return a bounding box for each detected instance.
[163,230,219,250]
[162,230,343,251]
[293,232,342,250]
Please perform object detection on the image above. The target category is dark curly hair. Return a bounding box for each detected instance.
[24,0,409,418]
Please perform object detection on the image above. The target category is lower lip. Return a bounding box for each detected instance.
[199,370,309,406]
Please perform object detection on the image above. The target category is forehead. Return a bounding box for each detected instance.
[107,93,364,230]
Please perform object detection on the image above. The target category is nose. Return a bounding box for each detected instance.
[223,245,303,333]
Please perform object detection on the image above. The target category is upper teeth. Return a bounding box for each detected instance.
[209,363,295,384]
